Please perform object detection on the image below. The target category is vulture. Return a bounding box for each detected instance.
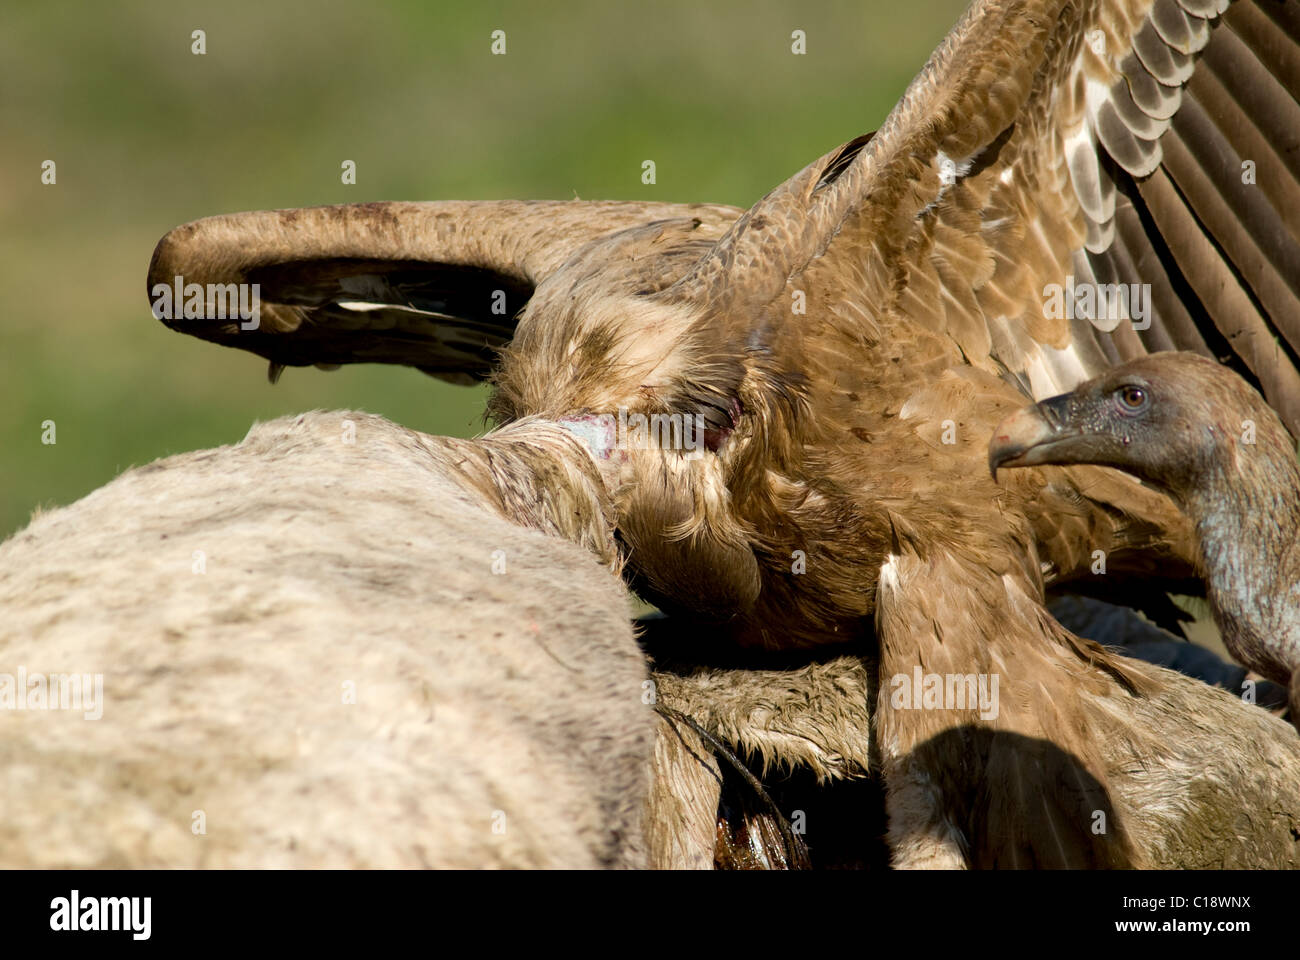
[990,351,1300,729]
[1051,594,1292,707]
[147,0,1300,866]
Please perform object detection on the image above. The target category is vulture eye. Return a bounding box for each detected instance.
[1116,385,1148,412]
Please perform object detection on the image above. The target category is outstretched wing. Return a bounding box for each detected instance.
[670,0,1300,434]
[147,200,742,384]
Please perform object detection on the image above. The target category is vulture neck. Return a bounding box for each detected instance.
[1178,427,1300,687]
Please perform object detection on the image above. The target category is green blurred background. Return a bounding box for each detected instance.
[1,0,968,538]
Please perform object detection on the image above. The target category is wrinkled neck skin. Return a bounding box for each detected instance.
[426,418,623,571]
[1178,437,1300,686]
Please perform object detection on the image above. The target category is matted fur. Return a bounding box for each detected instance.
[643,715,721,870]
[0,411,654,868]
[653,656,873,784]
[1084,660,1300,870]
[651,637,1300,869]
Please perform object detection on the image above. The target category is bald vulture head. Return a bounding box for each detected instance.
[990,351,1300,731]
[988,352,1300,513]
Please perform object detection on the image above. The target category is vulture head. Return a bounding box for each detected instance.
[990,351,1300,728]
[988,352,1300,517]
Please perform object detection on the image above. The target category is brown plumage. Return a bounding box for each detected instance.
[146,0,1300,865]
[647,630,1300,868]
[990,351,1300,729]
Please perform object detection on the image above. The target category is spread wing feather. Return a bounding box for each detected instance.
[147,200,742,384]
[671,0,1300,434]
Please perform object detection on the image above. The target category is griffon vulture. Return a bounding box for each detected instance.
[991,351,1300,730]
[147,0,1300,866]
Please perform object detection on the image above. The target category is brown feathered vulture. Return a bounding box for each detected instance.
[147,0,1300,866]
[991,351,1300,729]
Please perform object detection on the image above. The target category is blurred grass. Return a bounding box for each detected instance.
[0,0,968,537]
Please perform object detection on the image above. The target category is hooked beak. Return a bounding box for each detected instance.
[987,395,1078,479]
